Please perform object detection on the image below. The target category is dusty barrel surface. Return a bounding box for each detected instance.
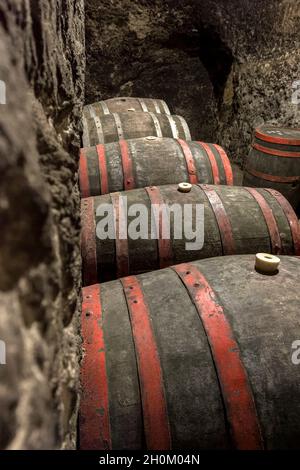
[82,112,192,146]
[79,137,233,197]
[81,184,300,284]
[83,97,171,118]
[79,255,300,450]
[243,126,300,210]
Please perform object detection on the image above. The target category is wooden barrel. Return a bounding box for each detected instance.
[83,97,171,118]
[243,126,300,210]
[79,137,233,197]
[80,255,300,450]
[82,112,192,147]
[81,184,300,284]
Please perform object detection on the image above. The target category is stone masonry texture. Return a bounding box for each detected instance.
[0,0,85,449]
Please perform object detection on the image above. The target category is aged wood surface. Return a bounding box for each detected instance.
[81,184,300,283]
[84,97,171,118]
[80,255,300,449]
[79,137,233,197]
[82,112,192,146]
[244,126,300,210]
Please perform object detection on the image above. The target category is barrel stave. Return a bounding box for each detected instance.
[138,267,229,449]
[211,185,272,254]
[85,146,103,197]
[186,141,214,183]
[258,188,293,254]
[196,142,226,184]
[101,281,143,449]
[210,144,227,183]
[126,189,159,275]
[88,102,103,117]
[105,143,125,194]
[94,194,116,282]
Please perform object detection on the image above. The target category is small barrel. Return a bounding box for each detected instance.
[83,97,171,118]
[79,255,300,450]
[79,137,233,197]
[82,112,192,146]
[81,184,300,284]
[243,126,300,210]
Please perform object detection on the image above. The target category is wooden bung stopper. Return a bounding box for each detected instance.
[255,253,280,274]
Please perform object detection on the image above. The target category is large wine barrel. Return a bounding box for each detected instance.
[79,137,233,197]
[82,112,192,146]
[81,184,300,284]
[243,126,300,210]
[83,97,171,118]
[80,255,300,450]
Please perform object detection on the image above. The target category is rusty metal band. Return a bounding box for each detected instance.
[96,144,109,194]
[177,115,192,141]
[177,139,198,184]
[149,112,163,137]
[100,100,110,115]
[213,144,234,185]
[160,100,171,115]
[93,115,105,144]
[145,186,173,268]
[197,142,220,185]
[79,148,90,198]
[165,114,179,139]
[173,263,264,450]
[121,276,171,450]
[81,198,98,286]
[111,192,129,277]
[263,188,300,255]
[112,113,125,140]
[82,115,91,147]
[80,284,112,450]
[255,129,300,146]
[119,139,135,190]
[200,184,236,255]
[138,98,148,112]
[244,187,282,254]
[245,166,300,183]
[152,98,161,113]
[253,142,300,158]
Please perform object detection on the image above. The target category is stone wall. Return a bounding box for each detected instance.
[85,0,300,165]
[0,0,85,449]
[212,0,300,164]
[85,0,220,142]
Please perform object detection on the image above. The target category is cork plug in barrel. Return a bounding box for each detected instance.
[81,184,300,284]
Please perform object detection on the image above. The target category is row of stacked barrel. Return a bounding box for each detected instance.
[79,96,300,450]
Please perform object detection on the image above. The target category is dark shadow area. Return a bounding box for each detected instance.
[163,24,233,106]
